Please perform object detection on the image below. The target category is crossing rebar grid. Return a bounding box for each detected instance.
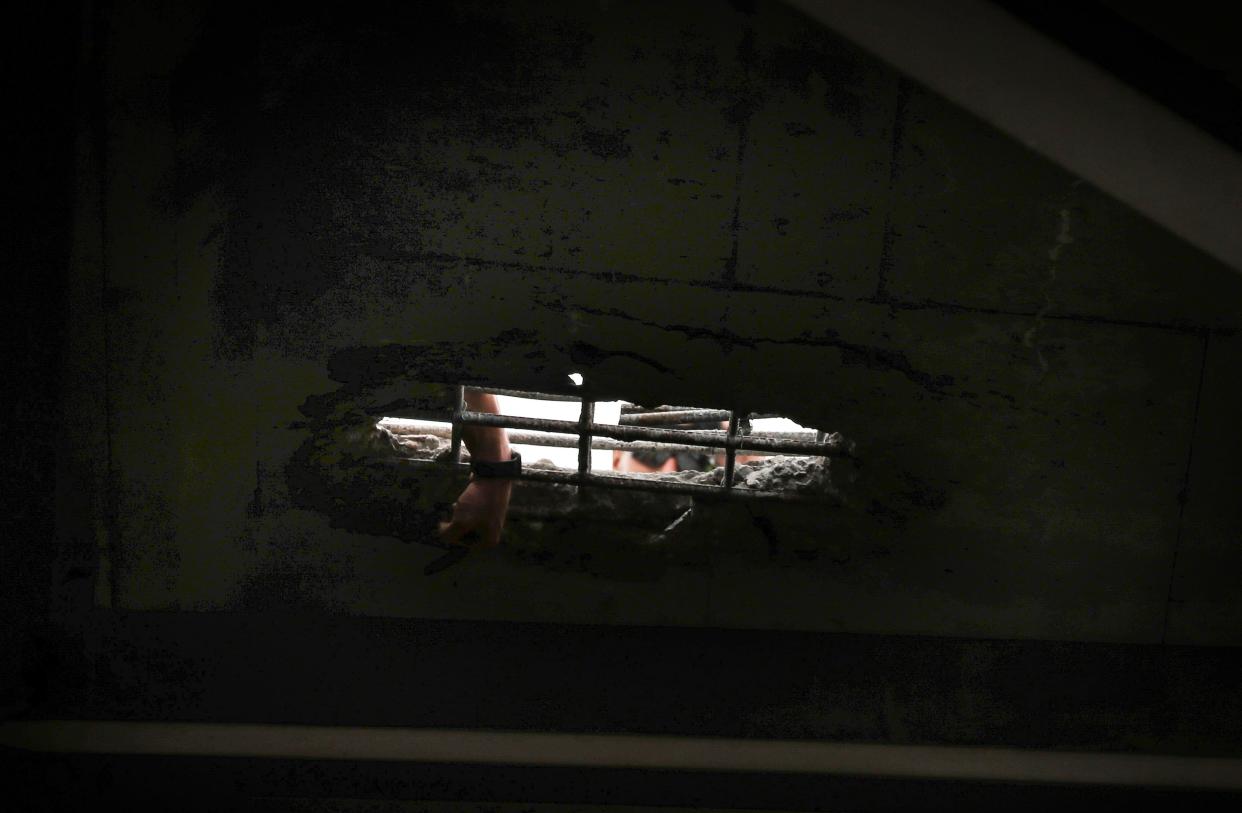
[401,386,851,504]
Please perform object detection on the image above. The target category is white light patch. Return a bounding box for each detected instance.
[749,416,813,433]
[568,372,584,386]
[495,395,621,470]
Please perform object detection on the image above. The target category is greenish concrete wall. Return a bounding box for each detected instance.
[65,0,1242,644]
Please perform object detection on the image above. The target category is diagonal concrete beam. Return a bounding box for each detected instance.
[788,0,1242,274]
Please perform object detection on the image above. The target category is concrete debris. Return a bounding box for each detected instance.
[363,425,461,459]
[636,454,838,495]
[387,432,447,457]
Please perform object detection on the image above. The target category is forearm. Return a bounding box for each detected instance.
[461,390,511,463]
[441,389,513,548]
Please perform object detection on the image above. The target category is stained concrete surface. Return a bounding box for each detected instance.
[885,83,1242,329]
[34,610,1242,755]
[734,0,899,296]
[15,4,1242,811]
[55,0,1242,649]
[1165,332,1242,644]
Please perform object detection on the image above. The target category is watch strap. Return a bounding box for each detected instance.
[470,450,522,478]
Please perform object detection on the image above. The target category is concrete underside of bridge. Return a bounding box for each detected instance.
[6,1,1242,808]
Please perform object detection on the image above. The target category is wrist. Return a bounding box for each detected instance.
[468,475,513,490]
[470,450,522,479]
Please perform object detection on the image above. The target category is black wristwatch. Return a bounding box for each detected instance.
[470,450,522,479]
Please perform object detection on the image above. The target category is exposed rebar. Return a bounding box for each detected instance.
[456,411,849,457]
[618,409,732,426]
[449,386,465,463]
[475,387,583,402]
[381,419,822,457]
[577,398,594,479]
[723,412,739,491]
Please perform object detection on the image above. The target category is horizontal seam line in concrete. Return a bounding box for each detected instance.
[386,249,1234,335]
[554,301,1209,355]
[869,296,1230,335]
[379,249,852,299]
[3,721,1241,790]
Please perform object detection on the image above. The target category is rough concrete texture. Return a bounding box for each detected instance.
[56,0,1242,645]
[629,455,839,497]
[886,82,1242,329]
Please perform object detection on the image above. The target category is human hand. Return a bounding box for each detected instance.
[438,477,513,548]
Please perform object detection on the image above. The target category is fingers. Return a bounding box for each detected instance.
[439,518,504,549]
[439,517,499,549]
[438,518,469,547]
[439,478,510,548]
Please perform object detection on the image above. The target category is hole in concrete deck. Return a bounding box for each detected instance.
[375,386,850,498]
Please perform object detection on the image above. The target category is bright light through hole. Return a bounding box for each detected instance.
[568,372,584,386]
[748,416,810,433]
[496,394,621,470]
[378,395,622,471]
[378,395,821,477]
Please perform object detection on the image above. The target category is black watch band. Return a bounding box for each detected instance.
[470,450,522,478]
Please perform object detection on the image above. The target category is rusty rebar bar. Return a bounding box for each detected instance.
[450,386,465,463]
[619,404,698,414]
[475,387,583,402]
[620,405,789,421]
[577,398,594,478]
[618,409,732,426]
[380,419,824,457]
[723,412,739,491]
[456,410,848,457]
